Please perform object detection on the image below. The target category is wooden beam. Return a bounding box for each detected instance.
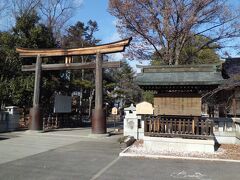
[16,38,132,57]
[22,61,121,71]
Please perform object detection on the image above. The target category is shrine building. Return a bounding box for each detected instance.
[136,64,225,117]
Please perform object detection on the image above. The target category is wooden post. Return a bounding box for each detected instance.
[192,117,197,135]
[157,117,160,132]
[187,119,191,134]
[92,53,106,134]
[169,118,173,133]
[232,91,237,117]
[113,114,116,129]
[182,119,186,134]
[144,116,147,135]
[210,120,214,136]
[201,120,204,135]
[196,119,199,135]
[29,54,42,130]
[178,119,182,134]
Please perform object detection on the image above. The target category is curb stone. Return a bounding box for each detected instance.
[119,147,240,163]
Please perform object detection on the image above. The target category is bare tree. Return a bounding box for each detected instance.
[109,0,240,65]
[0,1,11,29]
[0,1,10,16]
[39,0,80,39]
[11,0,41,17]
[10,0,81,40]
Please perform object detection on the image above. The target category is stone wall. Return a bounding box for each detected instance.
[214,118,240,144]
[233,118,240,140]
[143,136,215,153]
[0,106,19,133]
[0,111,8,132]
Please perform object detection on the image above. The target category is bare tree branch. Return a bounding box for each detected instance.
[11,0,41,17]
[39,0,80,40]
[109,0,240,64]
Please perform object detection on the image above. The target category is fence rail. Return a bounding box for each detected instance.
[43,114,82,131]
[213,118,236,132]
[144,115,214,140]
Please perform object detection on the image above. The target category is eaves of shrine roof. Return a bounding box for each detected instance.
[135,64,225,86]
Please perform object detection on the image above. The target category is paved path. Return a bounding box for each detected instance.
[0,128,95,164]
[0,129,240,180]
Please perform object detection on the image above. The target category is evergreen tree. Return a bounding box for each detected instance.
[0,10,56,110]
[108,61,142,108]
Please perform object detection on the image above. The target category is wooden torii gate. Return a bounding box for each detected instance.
[16,38,132,134]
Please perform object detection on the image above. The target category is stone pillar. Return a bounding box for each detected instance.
[92,53,106,134]
[29,54,42,130]
[124,104,138,138]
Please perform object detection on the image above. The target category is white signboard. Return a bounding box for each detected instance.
[54,95,72,113]
[111,107,118,115]
[136,101,154,115]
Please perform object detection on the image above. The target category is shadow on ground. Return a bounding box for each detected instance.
[0,137,9,141]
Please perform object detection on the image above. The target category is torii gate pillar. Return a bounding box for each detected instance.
[92,53,106,134]
[29,54,42,130]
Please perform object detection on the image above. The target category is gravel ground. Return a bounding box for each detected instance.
[127,140,240,160]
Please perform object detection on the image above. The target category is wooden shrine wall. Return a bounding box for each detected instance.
[154,97,201,116]
[230,89,240,115]
[235,89,240,115]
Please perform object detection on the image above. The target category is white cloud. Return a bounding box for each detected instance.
[129,60,150,73]
[109,31,121,42]
[109,53,123,61]
[112,19,118,26]
[106,30,124,60]
[73,0,84,6]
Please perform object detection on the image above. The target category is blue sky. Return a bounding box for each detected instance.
[69,0,148,71]
[70,0,118,44]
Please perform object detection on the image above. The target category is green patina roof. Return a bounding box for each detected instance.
[136,64,225,86]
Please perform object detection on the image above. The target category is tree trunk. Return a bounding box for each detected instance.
[79,56,85,113]
[88,89,95,118]
[175,49,180,65]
